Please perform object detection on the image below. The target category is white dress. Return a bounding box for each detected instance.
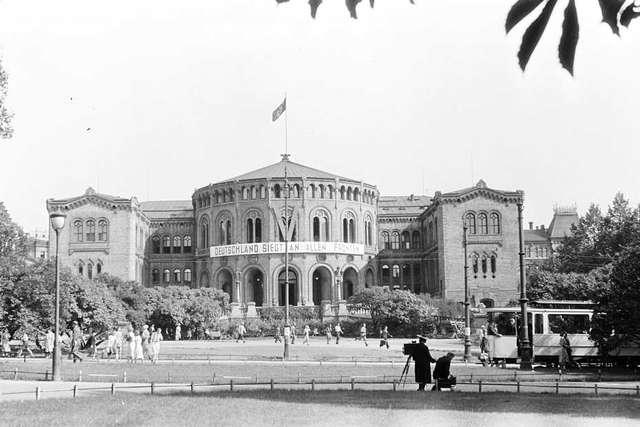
[133,335,143,360]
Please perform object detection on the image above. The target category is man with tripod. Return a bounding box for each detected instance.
[411,335,436,391]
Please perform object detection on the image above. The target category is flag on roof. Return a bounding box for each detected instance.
[272,97,286,122]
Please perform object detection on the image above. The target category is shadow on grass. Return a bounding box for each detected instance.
[157,389,640,419]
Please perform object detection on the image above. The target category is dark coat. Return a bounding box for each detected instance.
[412,342,436,383]
[433,356,452,380]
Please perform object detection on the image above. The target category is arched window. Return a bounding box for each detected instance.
[227,188,234,202]
[354,188,360,202]
[342,218,348,243]
[96,263,102,274]
[328,185,334,199]
[87,263,93,279]
[184,269,192,283]
[481,256,487,276]
[173,269,181,283]
[478,213,488,235]
[247,218,254,243]
[173,236,182,254]
[349,218,355,243]
[86,219,96,242]
[260,185,266,199]
[274,184,281,198]
[310,184,316,198]
[465,213,476,235]
[402,231,411,249]
[242,187,249,200]
[526,246,531,258]
[251,186,257,199]
[490,255,496,277]
[382,264,390,284]
[490,212,501,234]
[74,220,83,242]
[214,191,221,204]
[347,187,353,201]
[200,217,209,248]
[364,217,373,246]
[78,263,84,276]
[392,264,400,281]
[163,236,171,254]
[255,218,262,243]
[391,231,400,250]
[472,255,479,278]
[225,220,232,244]
[163,269,171,283]
[340,186,346,200]
[412,231,420,249]
[319,184,326,199]
[152,269,160,284]
[152,235,160,254]
[313,217,320,242]
[183,235,192,253]
[382,231,390,249]
[98,220,108,241]
[292,184,300,198]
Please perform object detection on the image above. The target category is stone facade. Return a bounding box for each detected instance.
[46,157,533,308]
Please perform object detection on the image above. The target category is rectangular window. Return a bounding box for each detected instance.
[548,314,590,334]
[535,314,543,334]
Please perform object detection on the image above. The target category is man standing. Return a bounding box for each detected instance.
[303,325,310,345]
[236,322,246,343]
[411,335,436,391]
[150,326,163,364]
[70,321,83,363]
[325,324,332,345]
[45,328,55,358]
[359,323,368,347]
[175,324,181,341]
[334,323,343,345]
[17,332,34,358]
[113,327,123,361]
[379,326,392,350]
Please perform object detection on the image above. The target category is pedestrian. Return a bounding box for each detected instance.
[84,328,97,359]
[487,320,501,366]
[303,324,310,345]
[236,322,246,343]
[141,325,151,360]
[175,324,181,341]
[274,325,282,343]
[106,329,116,360]
[1,329,12,357]
[290,322,296,345]
[360,323,368,347]
[334,323,343,344]
[150,326,163,364]
[127,328,135,362]
[379,326,392,350]
[559,331,571,374]
[411,335,436,391]
[69,321,83,363]
[17,332,34,358]
[45,327,55,358]
[479,325,489,367]
[114,327,123,360]
[312,327,319,337]
[133,330,144,363]
[325,324,332,344]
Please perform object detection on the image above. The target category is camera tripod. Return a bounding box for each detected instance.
[398,356,412,389]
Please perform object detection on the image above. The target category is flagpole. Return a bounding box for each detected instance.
[284,93,288,154]
[283,93,290,361]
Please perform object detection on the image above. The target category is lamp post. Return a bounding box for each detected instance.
[49,213,66,381]
[463,224,471,362]
[517,201,532,369]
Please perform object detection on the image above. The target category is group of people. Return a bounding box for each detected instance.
[270,322,390,348]
[104,324,164,363]
[411,335,456,391]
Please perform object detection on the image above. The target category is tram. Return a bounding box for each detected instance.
[481,301,638,366]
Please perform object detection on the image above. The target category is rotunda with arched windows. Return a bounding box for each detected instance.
[192,155,379,312]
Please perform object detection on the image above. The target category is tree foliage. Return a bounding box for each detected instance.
[275,0,639,75]
[0,61,12,139]
[554,193,640,273]
[527,266,610,301]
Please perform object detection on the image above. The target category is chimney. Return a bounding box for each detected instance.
[528,222,533,230]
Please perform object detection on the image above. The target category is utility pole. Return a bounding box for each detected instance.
[463,224,471,362]
[518,200,532,369]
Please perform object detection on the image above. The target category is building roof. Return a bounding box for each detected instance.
[220,156,358,183]
[438,179,521,199]
[524,229,550,243]
[140,200,193,220]
[548,207,578,239]
[378,195,431,216]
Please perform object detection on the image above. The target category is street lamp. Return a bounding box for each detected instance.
[463,224,471,363]
[49,212,66,381]
[517,201,532,370]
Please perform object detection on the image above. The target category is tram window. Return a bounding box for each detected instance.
[548,314,590,334]
[534,314,543,334]
[491,313,518,336]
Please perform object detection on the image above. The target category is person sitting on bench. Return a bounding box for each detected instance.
[432,352,456,391]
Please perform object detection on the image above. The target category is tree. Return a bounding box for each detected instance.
[275,0,639,75]
[555,193,640,273]
[0,61,12,139]
[590,245,640,349]
[526,267,610,301]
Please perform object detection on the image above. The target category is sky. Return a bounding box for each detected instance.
[0,0,638,233]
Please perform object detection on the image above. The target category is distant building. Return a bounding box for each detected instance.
[47,156,529,307]
[524,206,579,270]
[25,230,48,260]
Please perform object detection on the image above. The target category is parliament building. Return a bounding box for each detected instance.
[46,155,563,309]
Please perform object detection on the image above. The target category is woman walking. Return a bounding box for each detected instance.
[150,327,163,364]
[133,330,144,363]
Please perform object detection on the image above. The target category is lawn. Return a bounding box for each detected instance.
[1,390,639,426]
